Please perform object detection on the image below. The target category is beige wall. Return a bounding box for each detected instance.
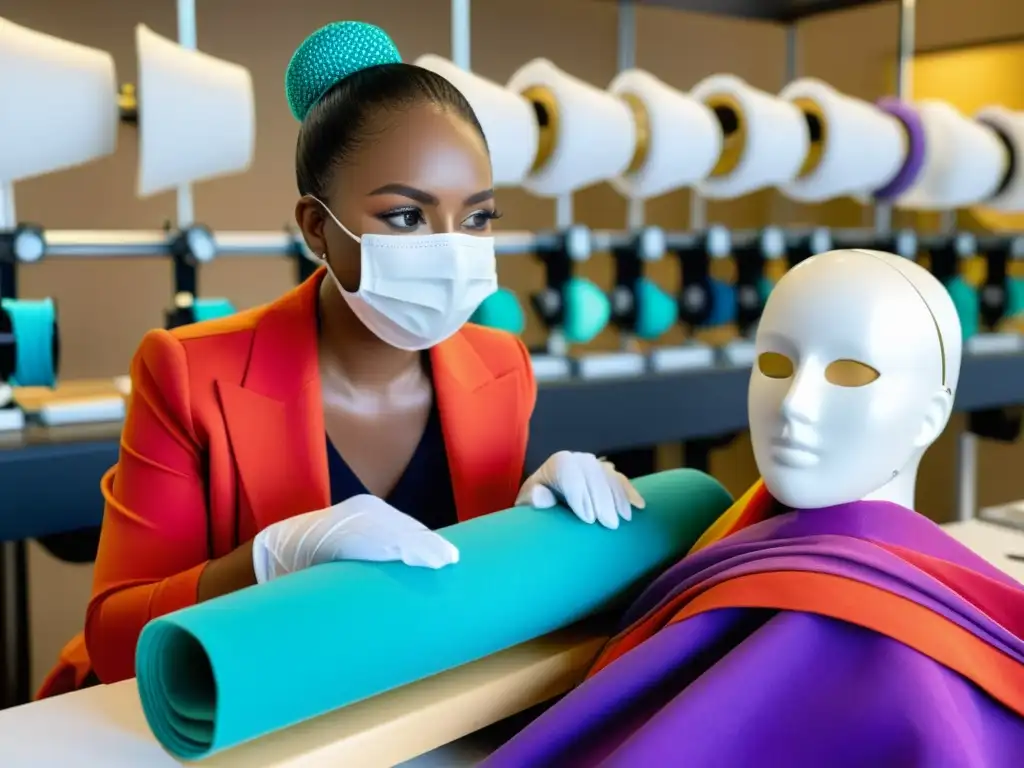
[7,0,1024,691]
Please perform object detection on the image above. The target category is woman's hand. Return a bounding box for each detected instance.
[252,494,459,583]
[516,451,645,530]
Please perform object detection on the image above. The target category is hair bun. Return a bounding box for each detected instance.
[286,21,402,121]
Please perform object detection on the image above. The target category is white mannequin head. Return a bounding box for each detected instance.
[749,248,962,509]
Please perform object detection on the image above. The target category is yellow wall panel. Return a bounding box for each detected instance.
[911,42,1024,230]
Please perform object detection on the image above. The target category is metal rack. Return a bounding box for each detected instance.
[5,346,1024,540]
[7,224,1013,262]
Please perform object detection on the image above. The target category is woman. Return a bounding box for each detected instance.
[39,21,642,697]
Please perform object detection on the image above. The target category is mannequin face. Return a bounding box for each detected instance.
[749,250,955,509]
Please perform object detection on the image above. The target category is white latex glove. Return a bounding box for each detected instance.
[516,451,645,530]
[252,494,459,583]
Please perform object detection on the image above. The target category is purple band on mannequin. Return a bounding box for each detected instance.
[873,98,927,201]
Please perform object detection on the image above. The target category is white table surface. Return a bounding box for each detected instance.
[2,519,1021,767]
[0,681,496,767]
[942,518,1024,582]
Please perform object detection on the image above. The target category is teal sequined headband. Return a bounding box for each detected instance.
[285,21,402,122]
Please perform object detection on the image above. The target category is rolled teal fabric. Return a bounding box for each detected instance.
[136,469,732,760]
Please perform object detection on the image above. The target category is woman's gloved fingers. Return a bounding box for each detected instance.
[579,454,619,529]
[559,455,598,524]
[597,460,646,511]
[440,536,460,564]
[623,477,646,510]
[604,466,632,523]
[399,532,460,569]
[610,469,646,510]
[516,481,558,509]
[527,484,559,509]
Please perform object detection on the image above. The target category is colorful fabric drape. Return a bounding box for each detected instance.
[483,492,1024,768]
[686,478,777,555]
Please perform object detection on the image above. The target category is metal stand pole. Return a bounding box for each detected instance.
[0,184,14,236]
[176,0,197,229]
[898,0,975,523]
[957,429,979,522]
[618,1,643,232]
[895,0,916,101]
[876,0,916,235]
[451,0,471,70]
[0,183,15,297]
[785,24,799,82]
[0,540,28,709]
[0,183,30,709]
[608,0,655,478]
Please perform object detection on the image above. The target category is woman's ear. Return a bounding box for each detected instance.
[295,197,327,259]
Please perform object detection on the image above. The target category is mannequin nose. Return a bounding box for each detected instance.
[780,366,823,423]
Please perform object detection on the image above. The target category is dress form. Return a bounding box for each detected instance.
[749,248,963,510]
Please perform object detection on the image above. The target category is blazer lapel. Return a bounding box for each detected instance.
[219,272,330,531]
[431,334,526,522]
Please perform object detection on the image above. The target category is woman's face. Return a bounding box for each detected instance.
[297,101,495,292]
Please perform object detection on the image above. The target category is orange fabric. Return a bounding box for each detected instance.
[678,573,1024,716]
[37,270,536,698]
[874,542,1024,638]
[591,571,1024,718]
[687,479,775,555]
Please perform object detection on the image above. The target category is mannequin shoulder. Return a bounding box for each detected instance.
[459,323,533,379]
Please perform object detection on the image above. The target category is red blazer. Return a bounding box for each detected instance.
[39,271,536,696]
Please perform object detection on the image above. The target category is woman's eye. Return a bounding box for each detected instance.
[381,210,423,230]
[464,210,499,230]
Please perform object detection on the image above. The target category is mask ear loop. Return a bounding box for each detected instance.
[307,195,362,247]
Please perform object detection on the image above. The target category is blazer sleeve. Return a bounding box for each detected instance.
[514,336,538,422]
[85,329,211,684]
[514,336,537,484]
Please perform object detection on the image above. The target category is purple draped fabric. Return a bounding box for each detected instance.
[482,501,1024,768]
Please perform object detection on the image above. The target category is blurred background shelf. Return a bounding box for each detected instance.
[6,347,1024,544]
[593,0,890,23]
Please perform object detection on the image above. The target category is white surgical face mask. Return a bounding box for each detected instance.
[313,198,498,351]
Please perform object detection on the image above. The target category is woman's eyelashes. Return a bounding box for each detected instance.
[463,208,502,230]
[377,207,425,232]
[374,207,503,233]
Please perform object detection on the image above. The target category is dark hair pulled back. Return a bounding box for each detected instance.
[296,63,487,199]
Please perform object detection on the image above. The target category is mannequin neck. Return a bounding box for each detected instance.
[859,452,922,509]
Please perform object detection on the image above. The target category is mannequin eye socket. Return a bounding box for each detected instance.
[757,352,794,379]
[825,359,880,387]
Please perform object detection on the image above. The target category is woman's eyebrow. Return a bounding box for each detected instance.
[464,188,494,206]
[366,184,494,207]
[368,183,438,205]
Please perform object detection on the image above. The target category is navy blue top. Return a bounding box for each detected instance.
[325,355,458,531]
